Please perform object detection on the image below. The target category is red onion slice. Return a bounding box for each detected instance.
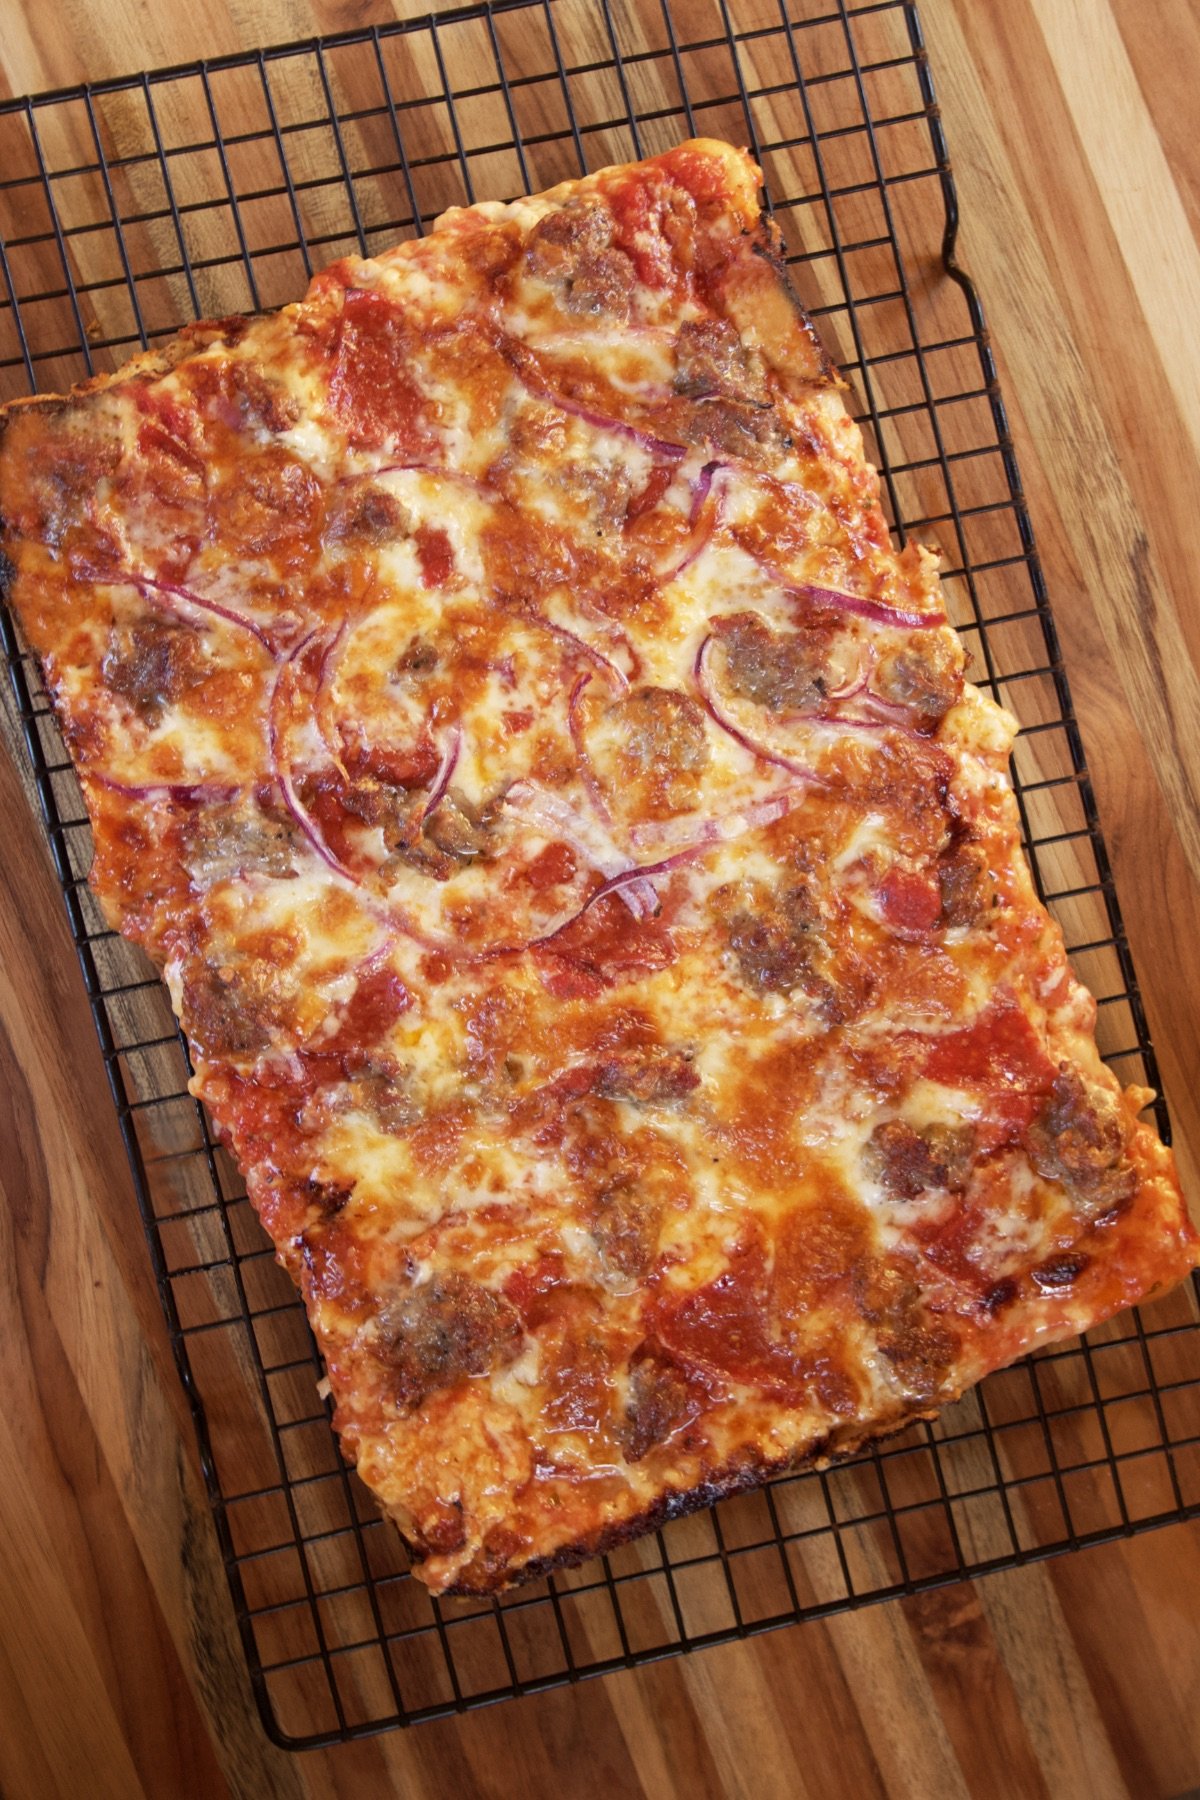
[823,643,874,705]
[743,547,946,631]
[89,772,243,805]
[630,789,801,853]
[135,572,277,649]
[793,580,947,631]
[419,727,463,823]
[537,616,630,691]
[312,618,352,777]
[694,636,825,785]
[503,779,653,920]
[567,673,613,827]
[507,349,687,461]
[657,460,725,584]
[529,848,700,947]
[371,462,496,498]
[267,633,360,884]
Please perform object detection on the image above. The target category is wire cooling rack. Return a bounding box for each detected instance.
[1,0,1198,1751]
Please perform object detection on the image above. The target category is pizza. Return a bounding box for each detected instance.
[1,138,1195,1595]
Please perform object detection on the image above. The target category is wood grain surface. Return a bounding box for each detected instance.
[1,1,1199,1796]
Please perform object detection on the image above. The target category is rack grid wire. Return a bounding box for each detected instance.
[0,0,1197,1751]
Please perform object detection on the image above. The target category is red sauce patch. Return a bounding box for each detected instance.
[534,890,678,995]
[322,964,411,1057]
[342,737,440,791]
[503,1252,567,1323]
[414,523,455,589]
[660,144,737,206]
[502,708,534,736]
[607,177,674,289]
[625,463,675,524]
[523,841,577,891]
[328,287,433,453]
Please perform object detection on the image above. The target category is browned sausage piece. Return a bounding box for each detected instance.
[719,879,820,995]
[873,637,962,720]
[620,1347,695,1461]
[605,684,710,817]
[589,1179,664,1282]
[102,617,207,721]
[523,198,636,324]
[380,1271,523,1409]
[593,1047,698,1107]
[938,838,995,927]
[715,613,839,713]
[1025,1070,1137,1215]
[674,318,769,403]
[865,1119,976,1201]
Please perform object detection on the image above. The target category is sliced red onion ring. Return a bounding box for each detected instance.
[823,642,874,705]
[529,848,701,947]
[793,580,947,631]
[312,618,351,777]
[371,462,496,497]
[537,616,630,691]
[630,790,801,853]
[135,572,276,649]
[693,636,825,785]
[267,632,360,884]
[88,772,243,805]
[503,780,654,919]
[743,548,946,631]
[507,349,687,462]
[419,727,463,823]
[656,460,725,584]
[853,689,925,727]
[568,673,613,827]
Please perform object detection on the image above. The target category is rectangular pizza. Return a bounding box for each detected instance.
[1,139,1195,1594]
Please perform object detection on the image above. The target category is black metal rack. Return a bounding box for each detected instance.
[0,0,1196,1751]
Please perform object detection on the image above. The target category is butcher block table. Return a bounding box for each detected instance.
[1,0,1198,1794]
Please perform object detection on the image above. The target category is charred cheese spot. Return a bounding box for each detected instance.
[938,836,995,927]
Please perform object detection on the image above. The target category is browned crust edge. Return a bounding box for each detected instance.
[403,1400,943,1598]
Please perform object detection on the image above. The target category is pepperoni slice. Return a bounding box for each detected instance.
[876,866,942,937]
[328,287,432,453]
[923,993,1055,1093]
[655,1240,807,1399]
[534,891,678,996]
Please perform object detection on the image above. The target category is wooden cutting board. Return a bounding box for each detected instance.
[1,1,1198,1795]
